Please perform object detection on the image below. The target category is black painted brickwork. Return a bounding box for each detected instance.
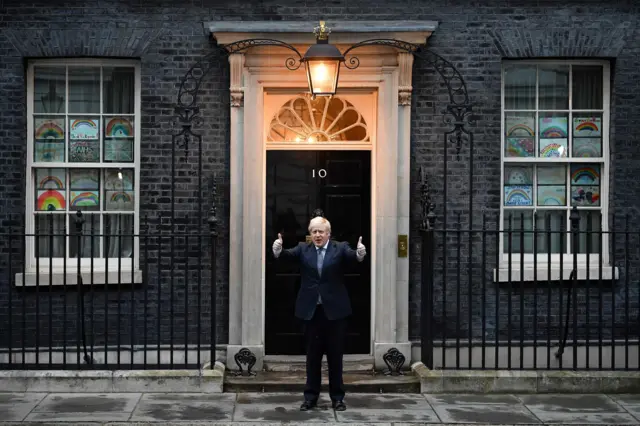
[0,0,639,354]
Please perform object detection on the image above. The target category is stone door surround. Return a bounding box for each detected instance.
[205,20,438,371]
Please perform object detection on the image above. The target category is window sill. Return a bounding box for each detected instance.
[493,265,619,283]
[15,269,143,287]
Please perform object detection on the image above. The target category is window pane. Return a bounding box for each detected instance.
[571,164,601,206]
[103,67,135,114]
[503,211,533,253]
[69,169,100,212]
[104,169,134,211]
[104,116,134,162]
[572,65,603,110]
[68,67,100,114]
[34,117,65,162]
[539,113,568,157]
[535,211,565,254]
[34,67,65,114]
[505,113,535,157]
[104,214,134,258]
[537,165,566,206]
[504,166,533,206]
[35,168,66,211]
[578,210,601,254]
[504,65,536,110]
[69,213,100,258]
[539,65,569,110]
[572,114,602,157]
[69,117,100,162]
[35,214,66,258]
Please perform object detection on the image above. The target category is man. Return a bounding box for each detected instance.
[272,216,366,411]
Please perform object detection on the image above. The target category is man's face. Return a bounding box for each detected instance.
[310,226,330,247]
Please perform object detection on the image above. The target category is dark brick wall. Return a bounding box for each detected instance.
[0,0,639,357]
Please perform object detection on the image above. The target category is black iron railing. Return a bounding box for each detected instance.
[421,207,640,370]
[0,211,218,370]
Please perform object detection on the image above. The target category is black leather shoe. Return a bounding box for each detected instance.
[300,400,317,411]
[332,400,346,411]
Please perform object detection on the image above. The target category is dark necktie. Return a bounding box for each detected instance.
[317,247,325,276]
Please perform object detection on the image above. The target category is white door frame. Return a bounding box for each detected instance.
[262,89,376,356]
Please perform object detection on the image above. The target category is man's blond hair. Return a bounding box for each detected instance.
[308,216,331,233]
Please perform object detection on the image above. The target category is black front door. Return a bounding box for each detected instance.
[265,150,371,355]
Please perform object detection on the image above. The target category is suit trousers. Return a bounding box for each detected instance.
[303,304,347,402]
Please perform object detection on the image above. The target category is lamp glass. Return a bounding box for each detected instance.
[307,60,339,95]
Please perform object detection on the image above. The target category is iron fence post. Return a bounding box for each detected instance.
[421,210,436,369]
[208,180,218,367]
[421,225,435,368]
[419,167,436,369]
[570,206,580,370]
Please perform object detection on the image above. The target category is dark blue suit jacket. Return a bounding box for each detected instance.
[276,240,359,321]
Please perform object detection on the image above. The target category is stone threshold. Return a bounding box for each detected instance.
[224,370,420,393]
[412,361,640,394]
[0,361,225,393]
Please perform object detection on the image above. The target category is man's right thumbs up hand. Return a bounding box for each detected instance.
[272,233,283,257]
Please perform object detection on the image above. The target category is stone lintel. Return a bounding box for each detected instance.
[207,20,437,46]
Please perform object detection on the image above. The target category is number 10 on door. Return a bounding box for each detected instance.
[312,169,327,178]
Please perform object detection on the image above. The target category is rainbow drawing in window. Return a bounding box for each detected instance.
[70,169,99,190]
[539,138,567,158]
[105,170,133,190]
[105,117,133,138]
[573,138,602,157]
[505,138,534,157]
[35,142,65,162]
[70,191,99,208]
[37,189,66,211]
[504,166,533,185]
[504,185,532,206]
[34,119,64,140]
[70,118,99,139]
[537,186,566,206]
[37,173,65,190]
[505,116,535,137]
[105,190,134,211]
[573,117,601,137]
[539,116,568,138]
[571,165,600,185]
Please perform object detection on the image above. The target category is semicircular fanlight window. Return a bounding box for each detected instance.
[268,95,369,143]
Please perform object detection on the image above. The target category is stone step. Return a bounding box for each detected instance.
[262,355,375,372]
[224,370,420,393]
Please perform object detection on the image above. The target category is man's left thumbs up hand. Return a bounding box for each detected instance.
[356,236,366,258]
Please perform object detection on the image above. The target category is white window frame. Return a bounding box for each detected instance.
[17,58,142,286]
[496,59,618,282]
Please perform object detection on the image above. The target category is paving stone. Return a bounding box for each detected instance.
[233,404,336,422]
[31,393,141,413]
[236,392,329,406]
[425,394,540,424]
[336,408,440,423]
[519,394,625,412]
[611,393,640,419]
[533,412,639,424]
[339,393,432,410]
[0,393,47,421]
[23,411,132,422]
[130,393,235,422]
[520,394,637,424]
[425,393,522,405]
